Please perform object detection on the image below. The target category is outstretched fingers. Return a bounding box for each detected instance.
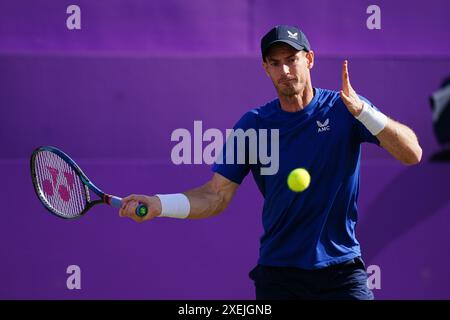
[342,60,352,93]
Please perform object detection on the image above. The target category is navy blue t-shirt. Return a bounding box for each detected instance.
[212,88,380,269]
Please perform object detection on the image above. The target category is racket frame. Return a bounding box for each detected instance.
[31,146,136,219]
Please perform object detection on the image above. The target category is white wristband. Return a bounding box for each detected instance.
[355,101,388,136]
[155,193,190,219]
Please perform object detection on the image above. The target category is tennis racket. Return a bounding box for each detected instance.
[30,146,148,219]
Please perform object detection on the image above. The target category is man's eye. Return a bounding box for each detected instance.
[271,62,279,67]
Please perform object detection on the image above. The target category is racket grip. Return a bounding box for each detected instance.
[109,196,148,217]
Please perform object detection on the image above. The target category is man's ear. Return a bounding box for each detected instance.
[306,50,315,69]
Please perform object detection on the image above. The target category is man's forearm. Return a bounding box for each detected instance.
[136,184,228,221]
[376,118,422,165]
[120,174,238,222]
[183,183,228,219]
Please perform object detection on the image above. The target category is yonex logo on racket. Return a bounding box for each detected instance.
[42,166,76,202]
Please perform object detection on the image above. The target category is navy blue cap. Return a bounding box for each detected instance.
[261,25,311,58]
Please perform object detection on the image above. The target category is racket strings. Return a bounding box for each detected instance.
[34,151,88,218]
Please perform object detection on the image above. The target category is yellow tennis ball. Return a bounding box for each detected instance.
[287,168,311,192]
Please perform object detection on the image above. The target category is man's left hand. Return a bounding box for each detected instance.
[340,60,364,117]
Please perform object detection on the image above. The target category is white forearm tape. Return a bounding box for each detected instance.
[155,193,190,219]
[355,101,388,136]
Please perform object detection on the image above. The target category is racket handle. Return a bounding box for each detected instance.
[109,196,148,217]
[135,203,148,217]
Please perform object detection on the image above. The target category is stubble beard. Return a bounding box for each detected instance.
[276,81,301,98]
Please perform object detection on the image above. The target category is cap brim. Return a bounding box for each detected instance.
[263,40,307,56]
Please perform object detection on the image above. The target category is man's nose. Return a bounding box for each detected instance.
[282,64,290,74]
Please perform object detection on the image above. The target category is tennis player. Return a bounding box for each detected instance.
[120,25,422,299]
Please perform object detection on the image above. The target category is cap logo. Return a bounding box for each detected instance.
[287,30,298,40]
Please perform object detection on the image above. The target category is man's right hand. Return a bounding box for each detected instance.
[119,194,162,223]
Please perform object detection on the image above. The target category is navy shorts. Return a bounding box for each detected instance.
[249,257,374,300]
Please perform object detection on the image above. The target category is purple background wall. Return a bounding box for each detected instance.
[1,0,449,299]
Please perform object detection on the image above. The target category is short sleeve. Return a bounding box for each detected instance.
[211,111,258,184]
